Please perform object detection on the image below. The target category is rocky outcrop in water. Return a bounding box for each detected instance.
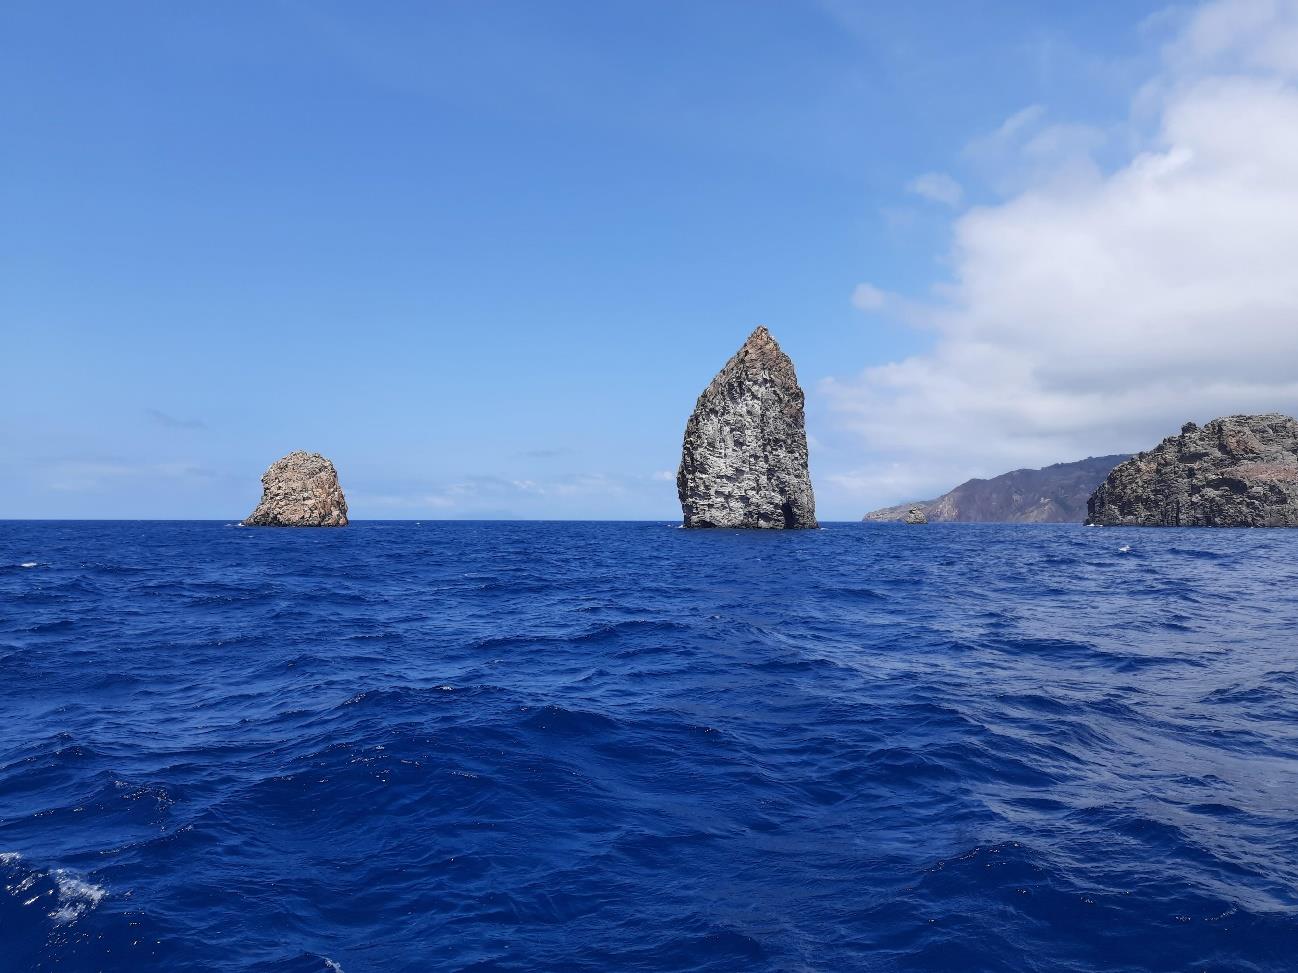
[865,455,1129,524]
[677,326,817,529]
[1086,414,1298,527]
[243,451,348,527]
[903,506,927,525]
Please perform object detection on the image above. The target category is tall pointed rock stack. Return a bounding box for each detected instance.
[242,451,349,527]
[677,326,817,529]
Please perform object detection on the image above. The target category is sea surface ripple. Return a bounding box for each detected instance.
[1,521,1297,972]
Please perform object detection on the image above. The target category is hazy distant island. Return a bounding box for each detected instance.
[865,455,1129,524]
[678,327,817,529]
[243,451,349,527]
[1087,414,1298,527]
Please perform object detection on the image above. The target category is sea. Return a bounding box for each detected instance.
[1,520,1296,972]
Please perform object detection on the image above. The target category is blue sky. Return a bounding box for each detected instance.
[12,0,1295,520]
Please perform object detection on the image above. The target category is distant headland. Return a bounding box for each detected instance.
[866,455,1130,525]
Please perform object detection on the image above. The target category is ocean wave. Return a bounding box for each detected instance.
[0,854,110,946]
[2,520,1297,971]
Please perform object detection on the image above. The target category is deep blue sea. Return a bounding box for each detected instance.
[2,521,1297,972]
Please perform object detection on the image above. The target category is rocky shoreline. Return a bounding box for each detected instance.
[1086,415,1298,527]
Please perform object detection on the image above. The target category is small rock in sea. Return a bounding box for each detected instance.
[677,326,817,529]
[1087,413,1298,527]
[903,506,928,525]
[242,451,348,527]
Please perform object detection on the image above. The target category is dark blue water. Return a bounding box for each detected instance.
[2,521,1297,972]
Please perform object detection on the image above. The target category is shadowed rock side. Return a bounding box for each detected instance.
[866,455,1130,524]
[243,451,348,527]
[1087,414,1298,527]
[677,326,817,529]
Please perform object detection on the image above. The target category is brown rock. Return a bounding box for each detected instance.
[1087,414,1298,526]
[243,451,348,527]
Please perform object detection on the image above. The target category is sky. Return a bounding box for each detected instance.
[4,0,1298,520]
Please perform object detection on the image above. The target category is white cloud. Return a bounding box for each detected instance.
[350,491,457,510]
[824,0,1298,508]
[45,459,214,492]
[850,282,888,311]
[347,471,676,518]
[907,171,963,206]
[961,104,1045,166]
[962,104,1109,195]
[1167,0,1298,75]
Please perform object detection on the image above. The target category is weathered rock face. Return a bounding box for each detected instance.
[903,506,928,525]
[677,326,817,529]
[865,455,1129,524]
[243,451,348,527]
[1087,415,1298,527]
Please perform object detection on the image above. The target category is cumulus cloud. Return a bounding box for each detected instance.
[907,171,963,206]
[824,0,1298,506]
[1166,0,1298,74]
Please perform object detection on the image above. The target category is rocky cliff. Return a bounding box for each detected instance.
[677,326,817,529]
[1087,414,1298,527]
[243,451,349,527]
[865,455,1129,524]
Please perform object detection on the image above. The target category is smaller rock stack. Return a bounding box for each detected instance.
[903,506,928,525]
[243,451,349,527]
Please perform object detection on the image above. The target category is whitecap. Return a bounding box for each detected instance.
[324,960,345,973]
[1119,545,1131,553]
[48,870,106,924]
[0,850,22,863]
[20,562,38,569]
